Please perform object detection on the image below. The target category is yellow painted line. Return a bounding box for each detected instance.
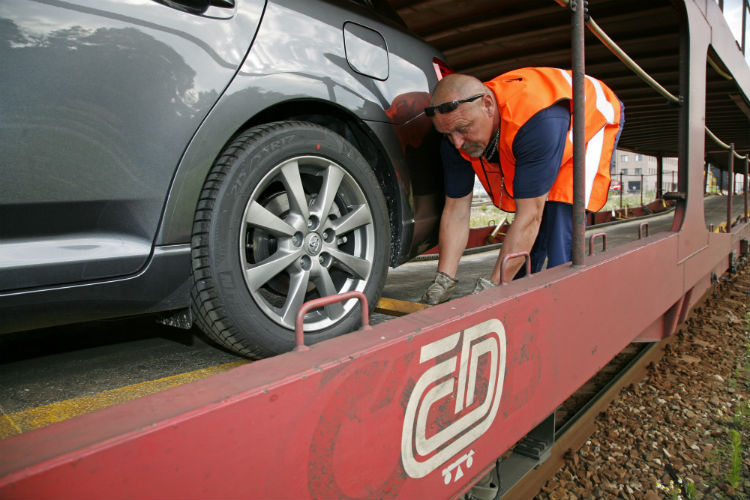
[0,360,247,440]
[0,414,23,440]
[375,297,430,317]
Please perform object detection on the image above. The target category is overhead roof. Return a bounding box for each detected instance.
[391,0,750,167]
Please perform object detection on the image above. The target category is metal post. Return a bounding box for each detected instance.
[619,171,623,209]
[703,161,709,195]
[294,291,370,351]
[571,0,586,266]
[744,156,748,221]
[727,143,734,231]
[656,156,663,199]
[640,174,644,206]
[743,0,748,55]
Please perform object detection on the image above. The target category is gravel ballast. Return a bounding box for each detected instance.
[537,261,750,500]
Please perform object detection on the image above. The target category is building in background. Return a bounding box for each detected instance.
[610,151,678,194]
[611,151,745,196]
[474,150,740,206]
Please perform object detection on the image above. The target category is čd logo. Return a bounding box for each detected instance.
[400,319,506,483]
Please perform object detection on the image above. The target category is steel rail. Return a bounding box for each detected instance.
[706,127,748,160]
[501,337,674,499]
[587,17,680,105]
[552,0,679,104]
[708,55,734,81]
[552,0,748,162]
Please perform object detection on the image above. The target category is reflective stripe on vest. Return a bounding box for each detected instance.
[459,68,622,213]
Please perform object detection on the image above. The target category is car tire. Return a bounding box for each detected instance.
[190,121,389,358]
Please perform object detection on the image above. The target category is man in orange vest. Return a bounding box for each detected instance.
[421,69,623,305]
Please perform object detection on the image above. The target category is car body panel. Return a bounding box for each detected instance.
[0,0,265,290]
[0,245,192,333]
[0,0,444,334]
[156,0,443,262]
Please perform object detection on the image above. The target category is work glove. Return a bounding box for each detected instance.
[472,277,498,294]
[421,271,458,305]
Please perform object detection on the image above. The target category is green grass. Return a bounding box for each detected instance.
[725,429,743,490]
[601,191,658,211]
[469,199,511,228]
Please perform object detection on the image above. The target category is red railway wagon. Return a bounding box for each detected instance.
[2,0,749,498]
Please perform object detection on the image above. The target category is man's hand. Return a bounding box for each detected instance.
[490,194,546,283]
[421,193,471,305]
[421,272,458,305]
[472,276,498,294]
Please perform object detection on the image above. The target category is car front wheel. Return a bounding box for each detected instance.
[191,121,389,358]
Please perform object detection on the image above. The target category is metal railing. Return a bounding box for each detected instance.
[556,0,748,163]
[555,0,750,246]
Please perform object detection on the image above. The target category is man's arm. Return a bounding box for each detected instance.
[489,194,546,283]
[437,192,473,278]
[487,102,570,283]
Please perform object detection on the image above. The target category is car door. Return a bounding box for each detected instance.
[0,0,265,291]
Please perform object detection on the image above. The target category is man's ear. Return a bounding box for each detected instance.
[482,94,494,116]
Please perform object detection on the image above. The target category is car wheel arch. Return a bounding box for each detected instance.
[180,99,409,265]
[247,101,406,239]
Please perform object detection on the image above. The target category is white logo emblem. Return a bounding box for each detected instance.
[401,319,507,480]
[442,450,474,484]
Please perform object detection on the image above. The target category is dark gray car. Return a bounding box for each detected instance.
[0,0,445,357]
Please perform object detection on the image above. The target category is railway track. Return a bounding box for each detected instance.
[501,257,749,499]
[501,341,672,499]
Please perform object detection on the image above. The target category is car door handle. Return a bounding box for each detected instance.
[158,0,236,19]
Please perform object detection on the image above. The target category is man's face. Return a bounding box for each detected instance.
[430,94,493,158]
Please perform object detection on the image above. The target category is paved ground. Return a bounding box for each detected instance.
[0,194,746,431]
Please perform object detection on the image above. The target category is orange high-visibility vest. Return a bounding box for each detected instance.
[460,67,622,212]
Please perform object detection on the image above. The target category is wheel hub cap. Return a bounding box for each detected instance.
[304,232,323,256]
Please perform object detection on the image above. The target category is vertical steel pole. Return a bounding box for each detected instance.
[727,144,734,231]
[640,174,644,206]
[743,0,748,55]
[619,171,623,209]
[744,156,748,221]
[571,0,586,266]
[704,161,709,195]
[656,156,664,199]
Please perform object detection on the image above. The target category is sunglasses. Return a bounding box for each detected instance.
[424,94,485,117]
